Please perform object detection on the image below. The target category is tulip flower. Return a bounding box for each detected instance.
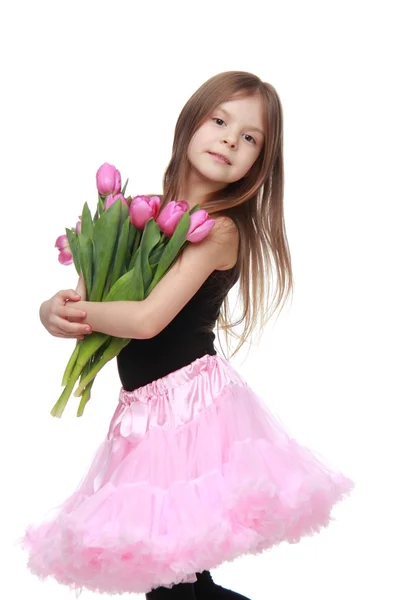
[129,195,161,230]
[104,193,129,211]
[75,216,82,234]
[187,209,215,243]
[55,234,73,265]
[156,200,190,237]
[96,162,121,196]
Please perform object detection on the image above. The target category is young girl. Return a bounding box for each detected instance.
[19,71,354,599]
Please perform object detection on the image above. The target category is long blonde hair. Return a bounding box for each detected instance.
[160,70,294,359]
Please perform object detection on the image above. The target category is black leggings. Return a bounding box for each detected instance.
[145,581,196,599]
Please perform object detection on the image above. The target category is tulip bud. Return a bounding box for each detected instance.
[75,215,82,234]
[55,234,73,265]
[186,210,215,243]
[129,195,161,230]
[156,200,190,237]
[96,163,121,196]
[104,193,129,211]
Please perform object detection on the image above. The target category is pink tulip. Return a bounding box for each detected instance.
[129,195,161,230]
[156,200,190,237]
[75,215,82,233]
[186,210,215,243]
[104,193,129,211]
[55,234,73,265]
[96,163,121,196]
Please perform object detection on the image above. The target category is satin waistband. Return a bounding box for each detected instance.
[120,353,244,403]
[108,353,246,439]
[93,354,246,492]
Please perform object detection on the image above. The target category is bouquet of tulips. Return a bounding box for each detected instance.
[51,162,215,418]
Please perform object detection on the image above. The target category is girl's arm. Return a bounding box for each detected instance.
[73,216,239,340]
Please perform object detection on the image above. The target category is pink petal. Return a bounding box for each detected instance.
[58,249,73,265]
[150,196,161,217]
[55,234,69,250]
[187,218,215,243]
[163,211,185,237]
[187,209,208,235]
[130,201,152,229]
[177,200,190,211]
[96,163,120,196]
[157,201,182,232]
[113,169,122,194]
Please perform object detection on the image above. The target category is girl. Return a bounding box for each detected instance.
[20,71,354,599]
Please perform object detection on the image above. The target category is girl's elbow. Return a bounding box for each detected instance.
[133,301,164,339]
[129,315,159,340]
[139,321,160,339]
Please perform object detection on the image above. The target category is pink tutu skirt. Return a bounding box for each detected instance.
[18,354,354,596]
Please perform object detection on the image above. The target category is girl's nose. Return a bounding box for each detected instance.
[222,136,237,149]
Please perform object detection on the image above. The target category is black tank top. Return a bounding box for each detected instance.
[117,264,240,391]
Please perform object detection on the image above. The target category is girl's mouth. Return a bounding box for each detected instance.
[207,152,231,165]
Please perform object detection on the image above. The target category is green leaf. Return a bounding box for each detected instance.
[81,202,93,237]
[95,194,105,221]
[121,178,129,195]
[90,200,121,301]
[66,228,80,273]
[140,218,162,293]
[102,201,131,297]
[102,252,145,304]
[109,215,130,288]
[128,227,142,271]
[78,233,93,298]
[103,266,137,302]
[120,201,129,224]
[147,210,190,293]
[127,222,137,254]
[149,242,166,267]
[131,250,144,300]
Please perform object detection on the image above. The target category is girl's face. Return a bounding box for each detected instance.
[187,93,265,188]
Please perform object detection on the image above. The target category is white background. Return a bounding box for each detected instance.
[1,1,399,598]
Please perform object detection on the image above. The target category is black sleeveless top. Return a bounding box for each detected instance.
[116,264,240,391]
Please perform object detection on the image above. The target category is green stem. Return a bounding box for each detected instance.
[74,337,130,396]
[50,362,83,418]
[61,343,80,386]
[76,377,94,417]
[74,352,94,397]
[52,333,110,417]
[75,346,104,415]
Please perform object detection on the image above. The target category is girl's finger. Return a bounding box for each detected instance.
[53,331,85,340]
[57,289,81,303]
[60,305,87,320]
[54,315,91,336]
[66,316,83,324]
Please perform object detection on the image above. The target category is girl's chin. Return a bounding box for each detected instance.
[187,161,236,186]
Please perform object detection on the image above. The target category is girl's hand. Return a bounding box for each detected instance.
[40,289,92,340]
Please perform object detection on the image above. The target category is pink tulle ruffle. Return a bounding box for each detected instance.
[18,354,354,596]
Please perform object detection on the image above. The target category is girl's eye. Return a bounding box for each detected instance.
[212,118,256,145]
[244,134,256,145]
